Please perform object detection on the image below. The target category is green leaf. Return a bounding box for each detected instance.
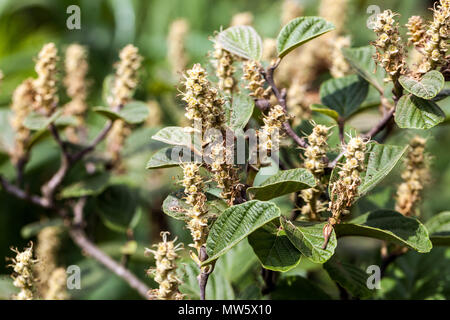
[320,75,369,119]
[425,211,450,246]
[247,168,316,201]
[310,104,339,122]
[216,25,262,61]
[395,94,445,129]
[335,210,432,253]
[146,147,193,169]
[281,217,337,264]
[93,101,149,124]
[323,257,373,299]
[92,106,121,121]
[399,70,445,100]
[248,220,301,272]
[359,143,408,196]
[204,200,281,265]
[151,126,192,147]
[20,218,64,239]
[342,46,386,91]
[271,276,331,300]
[225,93,254,131]
[23,109,63,131]
[180,260,235,300]
[96,185,139,233]
[277,17,335,58]
[162,191,227,222]
[59,172,110,199]
[119,101,150,124]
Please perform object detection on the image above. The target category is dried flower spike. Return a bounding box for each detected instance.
[242,60,271,100]
[212,42,236,94]
[10,79,35,164]
[406,16,427,48]
[395,136,429,216]
[418,0,450,73]
[260,104,290,154]
[146,232,184,300]
[8,242,37,300]
[33,43,59,115]
[168,19,189,76]
[35,226,61,297]
[301,124,330,220]
[182,63,225,131]
[324,136,367,248]
[181,163,209,255]
[109,44,142,108]
[44,267,68,300]
[230,12,253,26]
[287,80,311,126]
[373,10,407,79]
[63,44,89,143]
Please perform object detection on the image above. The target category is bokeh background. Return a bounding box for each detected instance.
[0,0,449,300]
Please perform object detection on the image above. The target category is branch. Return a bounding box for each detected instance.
[41,120,114,204]
[69,197,150,299]
[261,61,308,149]
[0,175,52,208]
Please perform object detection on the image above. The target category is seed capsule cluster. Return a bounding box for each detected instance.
[395,136,429,216]
[9,243,37,300]
[373,10,407,78]
[242,60,270,100]
[146,232,183,300]
[33,43,59,115]
[212,42,236,94]
[182,64,225,131]
[418,0,450,73]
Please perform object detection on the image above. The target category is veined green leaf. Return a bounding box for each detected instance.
[359,143,408,196]
[320,75,369,119]
[225,92,254,131]
[277,17,335,58]
[310,104,339,122]
[335,210,432,253]
[93,101,149,124]
[395,94,445,129]
[204,200,281,265]
[151,126,192,147]
[162,191,227,222]
[425,211,450,246]
[342,46,386,91]
[247,168,316,201]
[217,25,262,61]
[96,185,139,233]
[248,220,301,272]
[23,109,63,131]
[324,257,373,299]
[59,172,110,199]
[281,217,337,264]
[399,70,445,100]
[146,147,193,169]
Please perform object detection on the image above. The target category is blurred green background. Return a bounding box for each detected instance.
[0,0,449,300]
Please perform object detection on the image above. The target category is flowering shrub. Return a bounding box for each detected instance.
[0,0,449,301]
